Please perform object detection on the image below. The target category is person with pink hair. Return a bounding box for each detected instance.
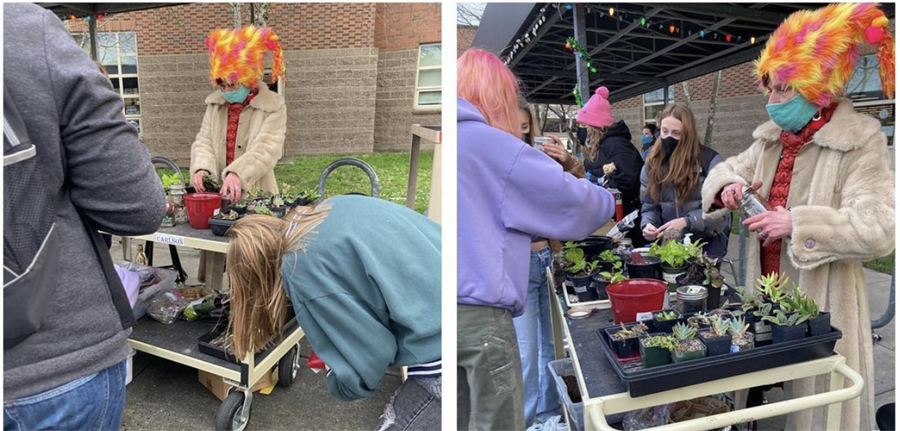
[457,48,615,430]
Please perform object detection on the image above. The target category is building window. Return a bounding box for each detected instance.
[414,44,441,110]
[847,54,894,146]
[643,84,675,125]
[88,32,141,133]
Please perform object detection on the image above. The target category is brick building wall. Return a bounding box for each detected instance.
[374,3,441,152]
[72,3,439,164]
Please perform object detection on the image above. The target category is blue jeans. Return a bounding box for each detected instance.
[4,360,127,431]
[513,247,561,426]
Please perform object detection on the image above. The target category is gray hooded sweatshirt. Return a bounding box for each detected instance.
[4,3,166,400]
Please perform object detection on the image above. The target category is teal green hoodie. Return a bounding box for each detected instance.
[281,195,441,401]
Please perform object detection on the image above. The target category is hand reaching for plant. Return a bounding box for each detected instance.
[221,172,242,202]
[191,170,209,193]
[658,218,687,236]
[643,223,659,241]
[721,181,763,210]
[744,205,792,247]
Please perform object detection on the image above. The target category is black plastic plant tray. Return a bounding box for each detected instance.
[597,323,842,397]
[198,316,299,363]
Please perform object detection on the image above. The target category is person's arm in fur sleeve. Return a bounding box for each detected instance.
[701,139,766,220]
[788,139,895,269]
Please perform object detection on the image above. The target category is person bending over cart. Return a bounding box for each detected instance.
[226,195,441,431]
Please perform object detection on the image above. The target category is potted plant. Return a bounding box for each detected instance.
[762,309,809,344]
[296,188,320,206]
[640,334,676,368]
[229,200,248,215]
[269,195,287,218]
[593,261,626,300]
[202,172,222,193]
[756,272,789,305]
[651,310,682,333]
[208,210,240,236]
[160,172,183,193]
[597,249,622,273]
[252,205,274,216]
[649,239,705,291]
[699,315,732,356]
[607,322,649,359]
[670,322,707,363]
[686,311,712,331]
[782,284,831,336]
[750,302,774,342]
[728,317,755,352]
[701,255,726,309]
[626,251,662,280]
[563,242,600,302]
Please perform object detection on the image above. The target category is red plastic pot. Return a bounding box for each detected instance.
[184,193,222,229]
[606,279,668,324]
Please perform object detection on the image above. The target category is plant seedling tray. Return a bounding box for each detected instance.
[198,314,298,363]
[597,322,842,397]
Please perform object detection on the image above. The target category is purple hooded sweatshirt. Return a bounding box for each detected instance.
[457,97,616,317]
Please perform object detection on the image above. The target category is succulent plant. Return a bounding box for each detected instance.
[727,317,751,339]
[220,210,239,221]
[642,334,677,350]
[710,315,731,337]
[611,322,648,341]
[656,310,679,321]
[756,272,790,303]
[672,322,698,341]
[253,205,273,216]
[762,309,809,327]
[779,283,820,319]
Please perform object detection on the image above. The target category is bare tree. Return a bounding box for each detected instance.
[251,3,270,26]
[230,3,243,28]
[681,81,691,108]
[704,70,723,147]
[457,3,485,27]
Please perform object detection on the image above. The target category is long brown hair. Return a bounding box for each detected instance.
[517,94,541,147]
[644,104,702,207]
[584,125,609,161]
[226,204,332,359]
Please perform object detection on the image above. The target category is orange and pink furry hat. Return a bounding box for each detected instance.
[205,26,285,89]
[755,3,894,108]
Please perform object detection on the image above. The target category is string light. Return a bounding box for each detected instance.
[669,25,676,34]
[70,14,76,22]
[726,34,732,42]
[699,30,706,37]
[641,17,646,26]
[751,36,756,44]
[608,7,614,16]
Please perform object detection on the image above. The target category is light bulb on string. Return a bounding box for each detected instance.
[751,36,756,44]
[726,34,731,42]
[609,7,614,16]
[591,67,597,73]
[699,30,705,37]
[566,4,572,10]
[641,17,646,26]
[669,25,675,34]
[70,14,76,22]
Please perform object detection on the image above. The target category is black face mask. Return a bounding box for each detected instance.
[661,136,679,156]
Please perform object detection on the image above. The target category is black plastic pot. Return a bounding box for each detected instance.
[771,322,807,344]
[582,236,613,262]
[706,285,723,310]
[626,256,662,280]
[229,205,248,215]
[591,276,610,301]
[670,340,707,363]
[606,326,643,360]
[660,263,689,288]
[700,332,732,356]
[295,197,313,207]
[650,310,683,333]
[640,337,672,368]
[570,274,598,302]
[208,216,235,236]
[269,205,286,218]
[808,312,831,337]
[597,260,618,273]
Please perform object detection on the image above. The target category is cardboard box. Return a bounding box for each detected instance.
[593,219,619,237]
[199,367,279,401]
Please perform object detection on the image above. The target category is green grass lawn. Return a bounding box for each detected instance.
[730,212,894,274]
[156,151,434,214]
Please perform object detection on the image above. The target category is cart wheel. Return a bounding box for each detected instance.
[278,344,301,387]
[215,391,250,431]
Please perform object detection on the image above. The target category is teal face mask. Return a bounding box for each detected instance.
[766,93,818,133]
[222,85,251,104]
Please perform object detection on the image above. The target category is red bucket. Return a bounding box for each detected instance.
[183,193,221,229]
[606,279,668,323]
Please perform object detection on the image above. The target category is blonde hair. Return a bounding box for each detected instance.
[517,94,541,147]
[226,204,331,359]
[458,48,522,138]
[585,125,609,161]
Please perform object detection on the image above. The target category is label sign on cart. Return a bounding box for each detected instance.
[155,233,185,246]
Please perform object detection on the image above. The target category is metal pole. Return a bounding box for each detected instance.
[663,81,670,107]
[88,10,99,61]
[250,4,255,26]
[573,4,590,104]
[738,213,746,286]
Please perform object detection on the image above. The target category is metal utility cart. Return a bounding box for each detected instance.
[547,268,864,431]
[122,226,304,431]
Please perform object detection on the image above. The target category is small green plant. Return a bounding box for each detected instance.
[253,205,273,216]
[655,310,679,321]
[598,250,621,263]
[160,172,182,192]
[727,317,751,339]
[672,322,698,341]
[642,334,677,350]
[272,195,285,208]
[598,261,627,283]
[781,283,820,319]
[202,172,222,193]
[231,201,247,210]
[280,183,297,202]
[299,187,320,202]
[762,309,808,327]
[756,272,789,303]
[753,302,774,319]
[563,243,598,276]
[220,210,239,221]
[709,315,730,337]
[687,311,712,328]
[648,239,694,268]
[611,322,648,340]
[700,254,725,288]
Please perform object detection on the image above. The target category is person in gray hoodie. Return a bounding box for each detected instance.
[4,4,166,430]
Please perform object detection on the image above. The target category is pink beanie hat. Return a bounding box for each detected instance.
[576,86,614,128]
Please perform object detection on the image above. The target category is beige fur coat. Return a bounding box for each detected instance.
[702,98,894,431]
[189,82,286,195]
